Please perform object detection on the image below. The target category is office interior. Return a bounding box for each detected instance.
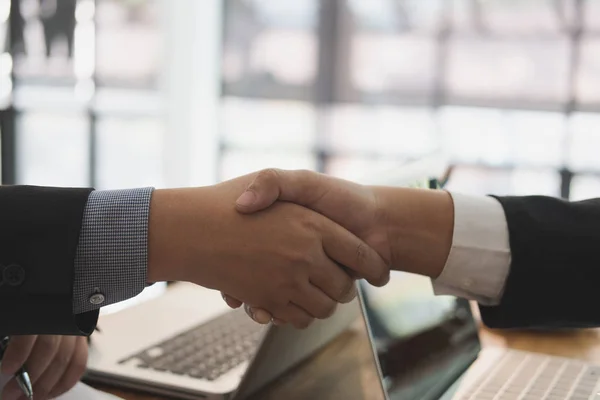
[2,1,600,398]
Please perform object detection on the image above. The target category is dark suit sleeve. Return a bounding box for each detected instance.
[479,195,600,329]
[0,186,99,335]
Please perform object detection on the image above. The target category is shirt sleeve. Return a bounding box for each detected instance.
[432,192,511,306]
[73,188,154,314]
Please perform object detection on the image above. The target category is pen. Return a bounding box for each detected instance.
[0,336,33,400]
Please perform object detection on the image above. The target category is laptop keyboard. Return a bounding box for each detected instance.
[458,350,600,400]
[119,309,264,381]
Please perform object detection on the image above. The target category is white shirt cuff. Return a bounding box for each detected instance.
[432,193,511,306]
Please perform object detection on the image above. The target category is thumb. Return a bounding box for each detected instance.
[235,169,283,214]
[235,168,329,214]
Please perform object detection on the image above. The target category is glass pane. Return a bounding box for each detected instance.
[220,149,316,181]
[325,156,408,183]
[96,0,162,87]
[446,38,570,105]
[440,107,511,165]
[96,116,164,189]
[222,0,317,99]
[347,0,446,33]
[506,111,566,167]
[445,166,559,196]
[13,0,94,82]
[0,0,8,53]
[576,38,600,104]
[349,34,436,98]
[0,52,11,108]
[325,105,437,157]
[570,175,600,201]
[567,112,600,171]
[453,0,569,34]
[221,98,316,151]
[16,111,89,186]
[510,169,561,196]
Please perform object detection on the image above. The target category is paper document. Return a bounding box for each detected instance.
[0,374,124,400]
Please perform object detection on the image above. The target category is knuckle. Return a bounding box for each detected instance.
[255,168,282,185]
[354,243,370,271]
[54,353,71,370]
[38,335,59,355]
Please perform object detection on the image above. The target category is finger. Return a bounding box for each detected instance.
[1,336,37,374]
[291,281,338,320]
[222,293,243,309]
[321,222,390,287]
[309,253,357,304]
[271,303,315,330]
[236,169,331,213]
[32,336,77,400]
[48,337,88,399]
[244,303,272,325]
[19,335,61,383]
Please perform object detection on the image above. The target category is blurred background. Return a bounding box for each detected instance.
[1,0,600,201]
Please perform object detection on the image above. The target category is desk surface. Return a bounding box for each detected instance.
[94,317,600,400]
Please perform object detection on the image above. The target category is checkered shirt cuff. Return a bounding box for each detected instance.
[73,188,154,314]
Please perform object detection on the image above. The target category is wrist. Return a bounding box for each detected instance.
[147,187,213,283]
[373,187,454,278]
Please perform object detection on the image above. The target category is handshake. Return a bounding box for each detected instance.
[148,169,455,329]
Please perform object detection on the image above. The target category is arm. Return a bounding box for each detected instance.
[479,195,600,329]
[0,186,96,336]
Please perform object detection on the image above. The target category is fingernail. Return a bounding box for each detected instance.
[236,191,256,207]
[253,309,271,324]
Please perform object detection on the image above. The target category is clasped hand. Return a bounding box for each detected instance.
[219,169,394,328]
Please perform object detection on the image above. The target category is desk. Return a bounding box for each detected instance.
[94,320,600,400]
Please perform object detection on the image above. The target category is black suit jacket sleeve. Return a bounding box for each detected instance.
[0,186,99,336]
[479,195,600,330]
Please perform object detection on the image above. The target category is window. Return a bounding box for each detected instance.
[3,0,165,189]
[220,0,598,199]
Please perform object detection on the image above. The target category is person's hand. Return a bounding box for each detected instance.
[221,169,453,324]
[1,335,89,400]
[146,172,389,329]
[221,169,392,324]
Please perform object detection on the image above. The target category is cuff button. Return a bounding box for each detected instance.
[4,264,25,287]
[89,292,106,305]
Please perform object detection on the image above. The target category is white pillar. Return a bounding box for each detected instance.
[161,0,222,188]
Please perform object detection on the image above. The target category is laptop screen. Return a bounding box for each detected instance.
[359,275,481,400]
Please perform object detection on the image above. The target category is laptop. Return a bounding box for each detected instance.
[86,282,360,399]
